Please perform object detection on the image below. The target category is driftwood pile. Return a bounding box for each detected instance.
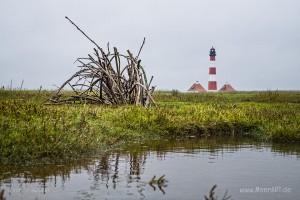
[49,17,155,107]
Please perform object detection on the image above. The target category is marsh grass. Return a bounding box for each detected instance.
[154,90,300,103]
[0,90,299,164]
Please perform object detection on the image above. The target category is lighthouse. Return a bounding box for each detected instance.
[208,47,217,91]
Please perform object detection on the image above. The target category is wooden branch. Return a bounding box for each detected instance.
[65,16,103,52]
[136,37,146,59]
[49,19,154,107]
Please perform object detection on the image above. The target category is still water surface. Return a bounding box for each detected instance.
[1,138,300,200]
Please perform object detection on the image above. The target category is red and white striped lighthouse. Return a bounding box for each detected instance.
[208,47,217,91]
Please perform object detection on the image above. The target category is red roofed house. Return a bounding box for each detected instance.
[219,83,236,92]
[188,82,207,93]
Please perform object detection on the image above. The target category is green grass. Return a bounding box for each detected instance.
[0,89,299,164]
[154,90,300,103]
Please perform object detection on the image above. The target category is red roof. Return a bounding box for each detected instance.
[219,84,235,92]
[188,82,207,92]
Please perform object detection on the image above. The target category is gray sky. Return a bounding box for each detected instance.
[1,0,300,91]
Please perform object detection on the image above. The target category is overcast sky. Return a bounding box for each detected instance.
[1,0,299,91]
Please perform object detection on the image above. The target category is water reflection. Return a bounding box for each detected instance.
[0,137,300,199]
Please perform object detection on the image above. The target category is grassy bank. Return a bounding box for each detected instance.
[0,90,299,164]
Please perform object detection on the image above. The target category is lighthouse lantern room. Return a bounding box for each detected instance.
[208,47,217,91]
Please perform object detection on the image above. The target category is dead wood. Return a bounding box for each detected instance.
[49,17,155,107]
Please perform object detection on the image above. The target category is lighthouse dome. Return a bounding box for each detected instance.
[209,47,216,56]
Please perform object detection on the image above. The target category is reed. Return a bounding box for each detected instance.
[0,190,5,200]
[204,185,231,200]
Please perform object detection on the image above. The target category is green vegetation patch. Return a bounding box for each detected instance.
[0,90,299,164]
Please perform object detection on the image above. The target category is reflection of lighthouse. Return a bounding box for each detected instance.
[208,47,217,91]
